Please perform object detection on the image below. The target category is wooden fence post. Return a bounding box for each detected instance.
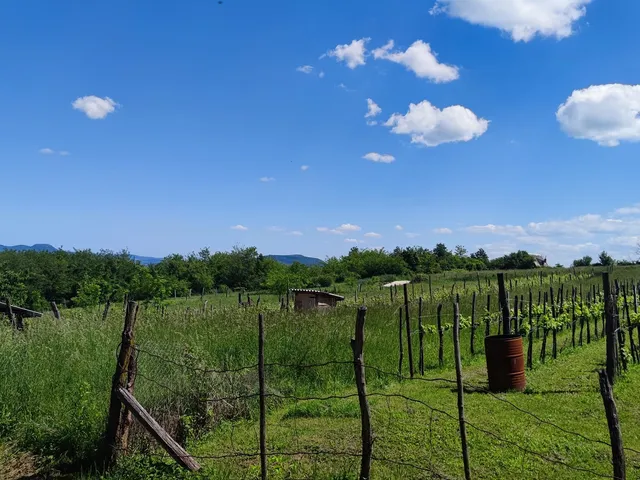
[598,370,626,480]
[403,284,414,378]
[437,303,444,367]
[119,347,138,454]
[398,308,403,378]
[497,273,510,335]
[258,313,267,480]
[51,301,61,320]
[453,301,471,480]
[418,297,424,376]
[485,295,491,337]
[352,307,373,480]
[470,291,477,355]
[603,273,617,385]
[527,289,533,369]
[101,301,139,469]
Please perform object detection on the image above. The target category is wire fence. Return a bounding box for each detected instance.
[114,298,640,479]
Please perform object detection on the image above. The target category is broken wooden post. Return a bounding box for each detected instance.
[101,301,139,469]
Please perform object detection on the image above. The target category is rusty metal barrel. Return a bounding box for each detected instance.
[484,334,526,392]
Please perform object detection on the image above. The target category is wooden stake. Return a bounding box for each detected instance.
[51,301,61,320]
[437,303,444,367]
[527,289,533,369]
[453,302,471,480]
[470,291,477,355]
[351,307,373,480]
[258,313,267,480]
[598,370,626,480]
[418,297,424,376]
[403,284,414,378]
[497,273,510,335]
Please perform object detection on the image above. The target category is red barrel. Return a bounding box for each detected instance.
[484,335,526,392]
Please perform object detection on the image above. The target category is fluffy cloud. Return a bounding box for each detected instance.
[296,65,313,74]
[365,98,381,118]
[527,214,632,236]
[372,40,459,83]
[466,224,526,235]
[326,38,369,69]
[363,152,395,163]
[385,100,488,147]
[317,227,343,235]
[319,71,325,78]
[364,232,382,238]
[615,205,640,215]
[39,148,54,155]
[300,165,309,171]
[344,238,363,244]
[434,227,453,234]
[337,223,361,232]
[395,225,404,231]
[259,177,275,182]
[231,225,248,231]
[267,226,285,232]
[72,95,118,119]
[430,0,590,42]
[288,231,304,236]
[556,84,640,147]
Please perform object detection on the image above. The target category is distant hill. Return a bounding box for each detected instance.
[0,244,58,252]
[267,254,324,266]
[0,245,323,267]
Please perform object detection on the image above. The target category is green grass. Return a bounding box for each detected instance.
[1,266,640,478]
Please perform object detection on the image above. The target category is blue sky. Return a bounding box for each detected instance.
[3,0,640,265]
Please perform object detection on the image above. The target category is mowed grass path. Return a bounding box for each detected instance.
[137,340,640,480]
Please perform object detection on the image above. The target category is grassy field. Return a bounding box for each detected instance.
[1,266,639,478]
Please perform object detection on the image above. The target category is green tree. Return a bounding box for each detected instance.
[572,255,592,267]
[598,251,615,266]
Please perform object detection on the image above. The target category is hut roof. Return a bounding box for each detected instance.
[0,301,43,318]
[290,289,345,300]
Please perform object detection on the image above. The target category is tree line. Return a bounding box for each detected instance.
[0,244,630,310]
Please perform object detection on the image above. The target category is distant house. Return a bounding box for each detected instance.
[532,254,548,268]
[291,289,345,311]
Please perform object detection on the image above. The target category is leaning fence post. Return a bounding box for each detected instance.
[258,313,267,480]
[598,370,626,480]
[101,301,139,469]
[351,307,372,480]
[51,301,61,320]
[453,301,471,480]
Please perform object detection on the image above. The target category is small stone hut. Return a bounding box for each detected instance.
[291,289,345,311]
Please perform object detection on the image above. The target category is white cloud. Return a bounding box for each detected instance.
[337,223,361,232]
[327,38,369,69]
[615,205,640,216]
[527,214,632,236]
[72,95,118,119]
[267,226,285,232]
[406,233,421,239]
[319,71,325,78]
[365,98,381,118]
[288,231,304,236]
[364,232,382,238]
[231,225,248,231]
[434,227,453,234]
[338,83,354,92]
[59,151,70,156]
[372,40,459,83]
[345,238,364,244]
[395,225,404,231]
[609,236,640,247]
[466,224,526,235]
[430,0,591,42]
[259,177,275,182]
[296,65,314,74]
[366,120,378,126]
[317,227,344,235]
[301,165,310,171]
[385,100,488,147]
[39,148,54,155]
[363,152,395,163]
[556,84,640,147]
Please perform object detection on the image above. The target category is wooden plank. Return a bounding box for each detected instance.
[116,387,201,471]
